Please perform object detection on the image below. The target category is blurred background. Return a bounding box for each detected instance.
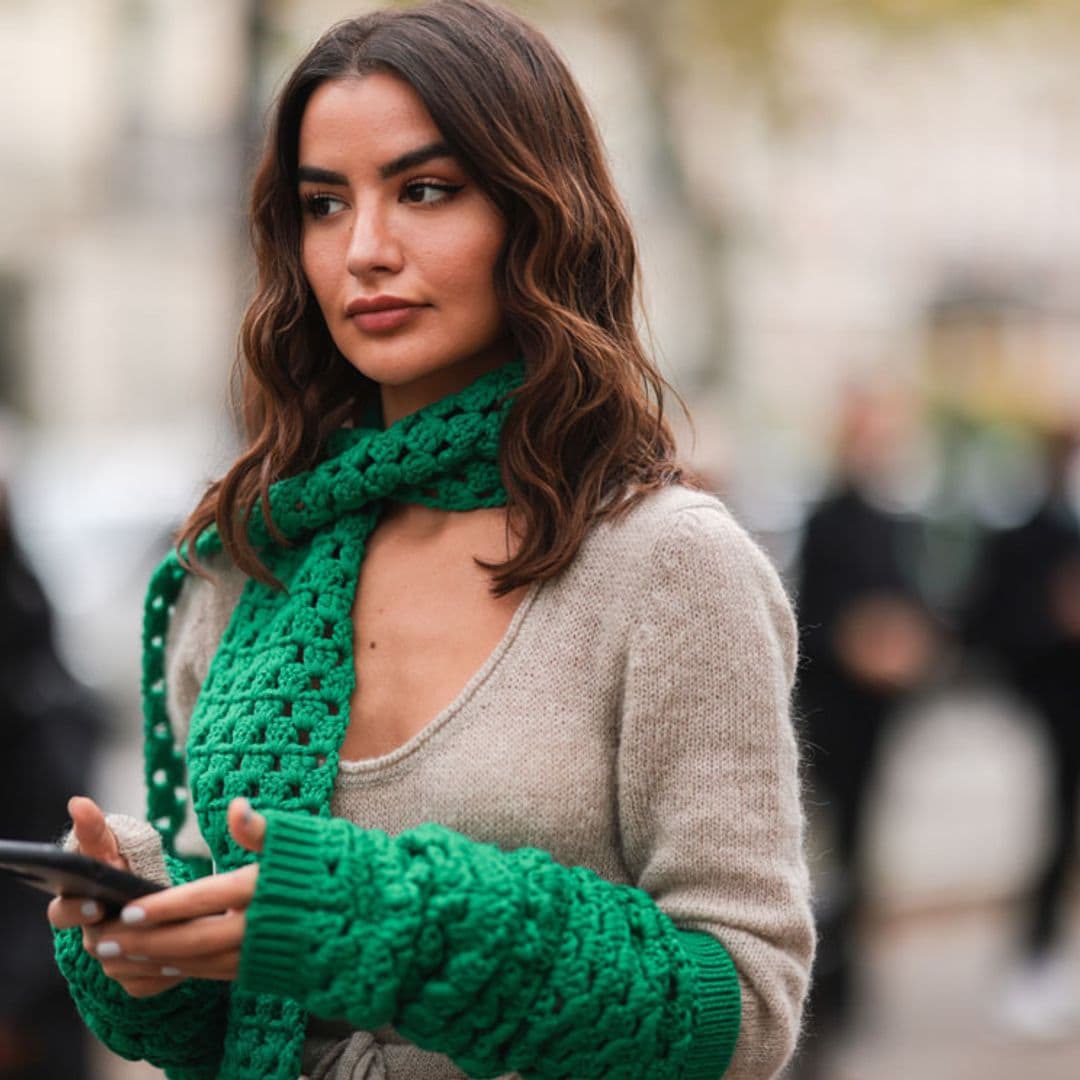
[2,0,1080,1077]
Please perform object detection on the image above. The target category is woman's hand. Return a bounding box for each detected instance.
[48,795,179,997]
[47,796,133,944]
[48,797,266,998]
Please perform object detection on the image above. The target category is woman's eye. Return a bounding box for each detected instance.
[402,182,463,205]
[302,193,346,218]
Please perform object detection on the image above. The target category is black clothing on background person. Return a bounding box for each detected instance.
[0,510,100,1079]
[795,481,933,1065]
[962,492,1080,959]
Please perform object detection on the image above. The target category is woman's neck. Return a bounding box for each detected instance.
[380,502,522,559]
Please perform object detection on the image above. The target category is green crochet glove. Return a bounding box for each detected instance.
[53,852,227,1077]
[239,812,740,1079]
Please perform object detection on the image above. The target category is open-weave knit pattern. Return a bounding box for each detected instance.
[55,852,226,1076]
[54,360,741,1079]
[143,361,517,861]
[239,813,723,1079]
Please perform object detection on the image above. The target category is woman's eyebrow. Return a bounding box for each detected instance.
[296,142,454,187]
[297,165,347,186]
[379,140,454,179]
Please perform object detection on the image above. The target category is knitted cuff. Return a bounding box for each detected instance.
[238,811,339,997]
[61,813,172,888]
[239,813,742,1079]
[53,923,226,1070]
[675,930,742,1080]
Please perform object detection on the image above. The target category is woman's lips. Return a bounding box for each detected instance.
[348,305,421,333]
[345,296,425,333]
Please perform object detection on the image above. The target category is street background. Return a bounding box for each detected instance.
[2,1,1080,1077]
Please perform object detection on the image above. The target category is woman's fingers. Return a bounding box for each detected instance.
[48,895,107,929]
[94,909,247,963]
[83,865,257,968]
[83,906,246,982]
[68,796,125,868]
[73,863,259,989]
[91,909,245,982]
[96,949,242,983]
[119,864,258,928]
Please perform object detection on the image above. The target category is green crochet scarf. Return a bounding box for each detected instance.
[56,357,739,1080]
[142,359,521,864]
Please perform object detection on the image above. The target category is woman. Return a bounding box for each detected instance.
[49,2,812,1077]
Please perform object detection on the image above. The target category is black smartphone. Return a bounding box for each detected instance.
[0,839,166,915]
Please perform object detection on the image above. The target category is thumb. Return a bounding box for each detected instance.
[228,798,267,854]
[68,796,124,867]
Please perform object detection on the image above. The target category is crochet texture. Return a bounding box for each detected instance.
[54,361,740,1079]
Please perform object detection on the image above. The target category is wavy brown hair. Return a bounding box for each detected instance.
[178,0,688,594]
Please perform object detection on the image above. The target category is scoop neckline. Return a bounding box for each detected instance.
[335,580,541,776]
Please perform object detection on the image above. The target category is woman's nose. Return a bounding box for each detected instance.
[345,208,403,278]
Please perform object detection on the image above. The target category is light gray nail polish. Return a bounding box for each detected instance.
[161,965,182,977]
[96,941,122,958]
[120,906,146,925]
[81,900,101,918]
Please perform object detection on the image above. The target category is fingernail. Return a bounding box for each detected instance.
[128,954,149,963]
[161,965,182,977]
[81,900,101,918]
[121,905,146,925]
[96,941,121,958]
[237,797,253,824]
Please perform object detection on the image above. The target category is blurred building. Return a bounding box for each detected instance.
[1,0,1079,806]
[0,0,254,723]
[3,3,1080,1077]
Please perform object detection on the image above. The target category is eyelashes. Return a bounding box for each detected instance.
[300,181,465,219]
[302,193,345,219]
[402,181,464,205]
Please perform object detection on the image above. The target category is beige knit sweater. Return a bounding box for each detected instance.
[156,485,812,1079]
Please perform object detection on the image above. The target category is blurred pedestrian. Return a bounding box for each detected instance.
[793,387,936,1074]
[962,424,1080,1038]
[0,482,100,1079]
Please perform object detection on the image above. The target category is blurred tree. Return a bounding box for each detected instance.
[591,0,1080,73]
[266,0,1079,392]
[520,0,1078,388]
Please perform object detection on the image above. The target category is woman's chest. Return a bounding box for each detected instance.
[343,520,527,759]
[331,649,630,884]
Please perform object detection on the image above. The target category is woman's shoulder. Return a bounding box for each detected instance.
[616,484,797,673]
[583,483,776,576]
[571,484,795,650]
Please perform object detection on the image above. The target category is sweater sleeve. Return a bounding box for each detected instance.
[52,561,241,1077]
[53,851,228,1078]
[617,504,814,1079]
[239,811,740,1079]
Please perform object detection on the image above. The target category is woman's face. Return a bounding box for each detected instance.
[297,74,512,424]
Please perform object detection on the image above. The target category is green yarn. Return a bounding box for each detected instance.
[53,854,227,1073]
[238,812,707,1079]
[142,360,519,862]
[55,359,742,1078]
